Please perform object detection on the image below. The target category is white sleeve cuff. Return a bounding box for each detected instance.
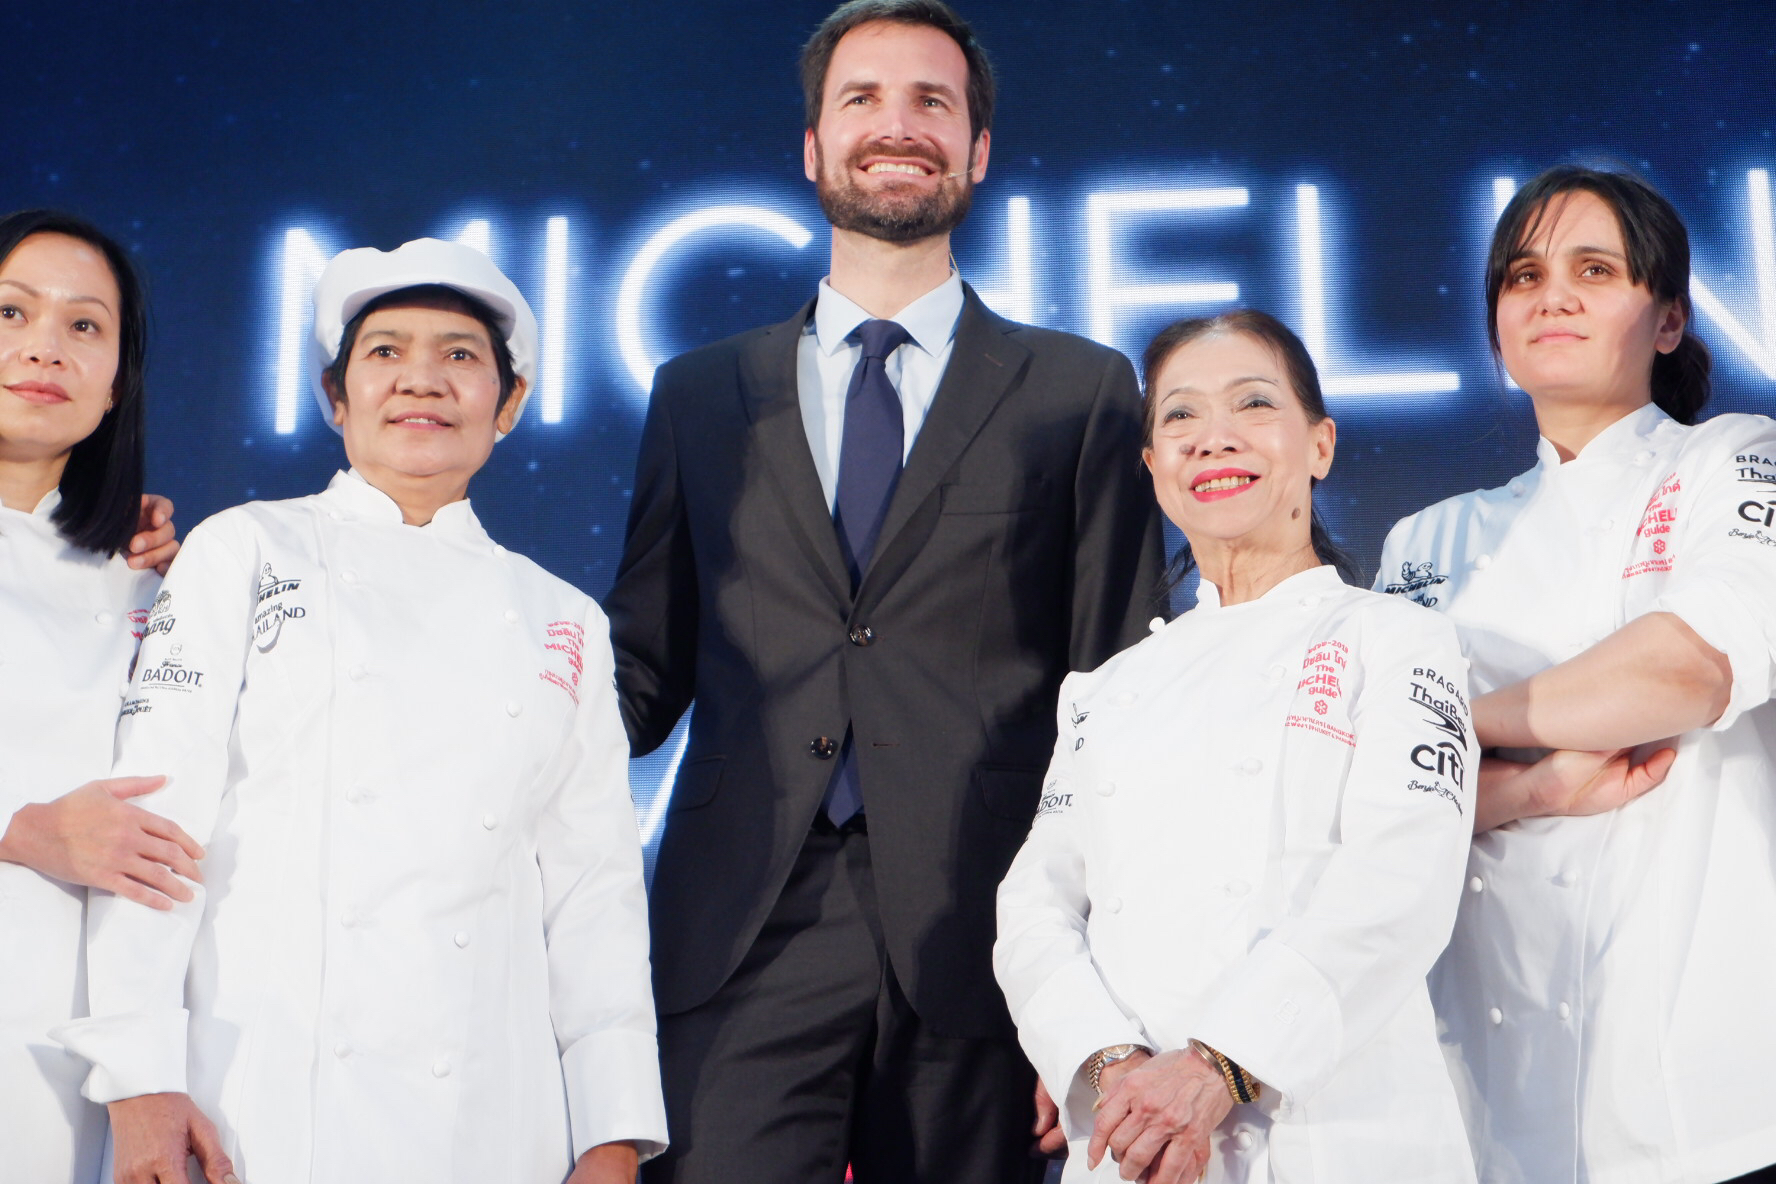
[1652,583,1773,731]
[51,1008,190,1103]
[1010,958,1149,1139]
[1189,941,1343,1104]
[560,1027,669,1164]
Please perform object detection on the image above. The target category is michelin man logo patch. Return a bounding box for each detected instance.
[1383,562,1449,608]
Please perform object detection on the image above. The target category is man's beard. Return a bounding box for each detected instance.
[815,141,974,244]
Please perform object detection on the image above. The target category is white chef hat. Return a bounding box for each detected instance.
[309,237,538,439]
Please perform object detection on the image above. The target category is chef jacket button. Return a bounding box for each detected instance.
[454,931,471,948]
[1473,554,1492,571]
[847,624,875,647]
[1105,895,1123,914]
[341,569,359,584]
[1509,479,1526,497]
[1634,450,1654,464]
[1111,692,1137,707]
[1558,1001,1572,1020]
[1555,869,1580,887]
[334,1042,352,1058]
[431,1059,452,1078]
[341,908,360,929]
[1600,517,1616,531]
[348,664,367,681]
[505,700,523,717]
[1234,1130,1256,1151]
[1224,878,1251,898]
[1095,780,1117,797]
[1469,876,1485,893]
[810,736,838,760]
[1298,595,1320,609]
[1265,663,1286,682]
[1488,1007,1503,1026]
[1237,757,1263,775]
[1148,617,1165,634]
[481,813,499,830]
[329,510,343,521]
[504,609,519,624]
[493,544,506,557]
[347,785,371,805]
[94,610,115,626]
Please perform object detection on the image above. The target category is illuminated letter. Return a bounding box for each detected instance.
[615,205,814,394]
[538,216,571,423]
[972,196,1035,323]
[1084,186,1246,348]
[1295,184,1460,397]
[455,219,492,257]
[1692,169,1776,380]
[273,228,332,435]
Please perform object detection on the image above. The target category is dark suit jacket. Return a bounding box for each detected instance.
[606,285,1165,1038]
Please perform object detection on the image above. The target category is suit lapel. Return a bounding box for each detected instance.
[738,300,852,604]
[869,286,1029,569]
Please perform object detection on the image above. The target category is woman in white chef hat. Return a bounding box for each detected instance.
[995,309,1478,1184]
[56,237,668,1184]
[1376,166,1776,1183]
[0,207,199,1184]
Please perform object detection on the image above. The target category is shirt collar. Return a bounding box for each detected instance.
[321,469,483,535]
[30,487,63,518]
[809,271,965,359]
[1192,564,1344,614]
[1534,401,1673,470]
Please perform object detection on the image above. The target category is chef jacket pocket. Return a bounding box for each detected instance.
[976,765,1045,821]
[669,756,726,812]
[939,479,1051,515]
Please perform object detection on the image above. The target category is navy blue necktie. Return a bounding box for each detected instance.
[823,318,911,827]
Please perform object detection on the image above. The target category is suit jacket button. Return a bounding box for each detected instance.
[847,625,875,646]
[811,736,838,759]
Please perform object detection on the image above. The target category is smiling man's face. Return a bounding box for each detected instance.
[803,19,988,244]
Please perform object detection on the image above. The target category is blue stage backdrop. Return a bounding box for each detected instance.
[12,2,1775,854]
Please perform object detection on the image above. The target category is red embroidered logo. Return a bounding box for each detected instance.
[539,620,584,704]
[1287,640,1355,745]
[1623,472,1680,578]
[126,608,150,640]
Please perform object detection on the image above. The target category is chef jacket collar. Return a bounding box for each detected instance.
[321,469,484,535]
[810,270,964,359]
[1194,563,1343,613]
[26,487,62,518]
[1534,401,1673,471]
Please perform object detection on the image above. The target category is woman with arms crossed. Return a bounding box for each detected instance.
[995,310,1477,1183]
[1377,165,1776,1183]
[0,209,196,1184]
[56,238,667,1184]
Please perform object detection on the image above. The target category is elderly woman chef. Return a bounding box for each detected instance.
[1378,166,1776,1183]
[56,238,667,1184]
[995,310,1478,1184]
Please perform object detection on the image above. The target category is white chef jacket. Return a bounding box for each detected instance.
[995,566,1478,1184]
[1376,403,1776,1184]
[54,470,668,1184]
[0,490,156,1184]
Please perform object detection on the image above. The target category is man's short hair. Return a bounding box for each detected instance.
[800,0,996,142]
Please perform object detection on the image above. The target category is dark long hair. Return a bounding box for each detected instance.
[1486,165,1711,423]
[0,210,147,555]
[1140,309,1361,595]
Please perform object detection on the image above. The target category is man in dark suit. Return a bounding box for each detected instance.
[606,2,1165,1179]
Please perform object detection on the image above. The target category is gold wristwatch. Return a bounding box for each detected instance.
[1086,1043,1149,1094]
